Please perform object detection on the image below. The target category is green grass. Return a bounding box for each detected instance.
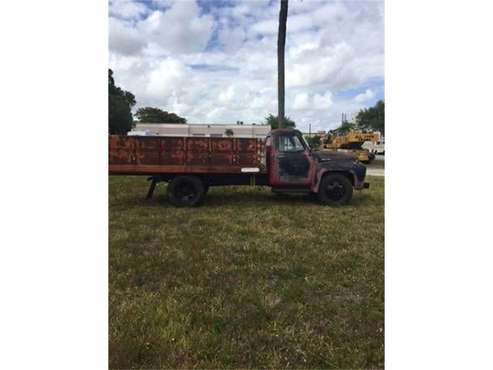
[109,176,384,369]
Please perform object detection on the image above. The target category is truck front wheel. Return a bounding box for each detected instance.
[318,174,353,206]
[167,176,206,207]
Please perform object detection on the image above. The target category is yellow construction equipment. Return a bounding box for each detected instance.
[322,130,380,163]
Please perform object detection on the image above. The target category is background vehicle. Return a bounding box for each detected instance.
[322,130,381,163]
[109,129,369,207]
[362,139,385,155]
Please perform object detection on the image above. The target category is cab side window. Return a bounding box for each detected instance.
[278,135,304,152]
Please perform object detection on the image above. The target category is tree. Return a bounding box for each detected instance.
[135,107,187,123]
[265,114,295,129]
[355,100,385,135]
[335,120,355,135]
[277,0,288,129]
[109,69,136,134]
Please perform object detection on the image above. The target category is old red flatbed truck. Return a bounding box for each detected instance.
[109,128,369,207]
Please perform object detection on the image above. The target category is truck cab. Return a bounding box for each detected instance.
[267,129,369,204]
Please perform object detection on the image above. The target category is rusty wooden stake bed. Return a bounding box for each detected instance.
[109,128,369,207]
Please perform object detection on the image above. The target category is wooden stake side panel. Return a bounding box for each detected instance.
[109,135,266,174]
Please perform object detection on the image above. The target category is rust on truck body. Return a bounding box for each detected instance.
[109,135,266,175]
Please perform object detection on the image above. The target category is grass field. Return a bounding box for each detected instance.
[109,176,384,369]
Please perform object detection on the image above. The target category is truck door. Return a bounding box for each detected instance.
[272,132,312,186]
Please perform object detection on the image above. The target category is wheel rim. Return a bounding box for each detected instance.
[176,183,196,202]
[325,181,346,201]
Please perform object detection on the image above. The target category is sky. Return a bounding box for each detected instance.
[109,0,384,132]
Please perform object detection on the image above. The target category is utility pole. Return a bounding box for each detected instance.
[277,0,288,129]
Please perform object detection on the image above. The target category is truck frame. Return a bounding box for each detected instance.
[109,128,369,207]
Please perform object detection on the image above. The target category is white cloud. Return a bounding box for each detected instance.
[109,0,384,131]
[218,85,236,104]
[145,59,187,98]
[354,89,375,103]
[288,2,348,33]
[293,91,333,110]
[109,0,148,20]
[286,41,380,90]
[137,1,214,54]
[293,93,309,110]
[251,19,277,35]
[109,18,145,56]
[218,26,246,52]
[313,92,333,110]
[109,0,214,56]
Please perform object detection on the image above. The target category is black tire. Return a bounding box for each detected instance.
[167,176,206,207]
[318,174,353,206]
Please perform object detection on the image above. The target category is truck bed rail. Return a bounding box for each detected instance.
[109,135,266,175]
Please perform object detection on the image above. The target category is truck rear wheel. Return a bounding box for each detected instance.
[167,176,206,207]
[318,174,353,206]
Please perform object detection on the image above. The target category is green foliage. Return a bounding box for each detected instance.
[109,69,136,135]
[305,134,321,148]
[356,100,385,135]
[135,107,187,123]
[333,120,355,135]
[264,114,296,129]
[109,177,384,369]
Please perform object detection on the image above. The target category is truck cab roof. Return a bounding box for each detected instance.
[270,128,302,136]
